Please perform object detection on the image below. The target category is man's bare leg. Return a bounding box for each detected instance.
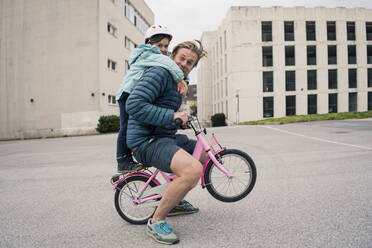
[151,149,203,223]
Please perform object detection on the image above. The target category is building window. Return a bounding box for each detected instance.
[368,68,372,88]
[224,54,227,73]
[308,94,317,114]
[108,95,117,105]
[285,46,295,66]
[263,71,273,92]
[328,69,337,89]
[226,100,228,118]
[125,60,130,73]
[368,92,372,110]
[349,93,357,112]
[107,59,116,71]
[107,23,117,36]
[348,45,357,64]
[124,0,150,33]
[328,45,337,65]
[110,0,116,4]
[327,21,336,41]
[225,78,228,97]
[306,21,316,41]
[307,70,317,90]
[224,30,227,49]
[125,37,137,50]
[366,22,372,41]
[262,46,273,67]
[284,21,294,41]
[307,45,316,65]
[263,97,274,118]
[368,45,372,64]
[285,71,296,91]
[348,69,357,88]
[347,22,356,40]
[261,21,272,42]
[329,93,338,113]
[286,95,296,116]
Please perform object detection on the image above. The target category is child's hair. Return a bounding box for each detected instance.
[171,40,207,67]
[146,34,172,45]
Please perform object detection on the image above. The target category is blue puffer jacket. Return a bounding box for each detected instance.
[126,66,182,149]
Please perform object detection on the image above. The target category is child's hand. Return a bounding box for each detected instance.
[177,80,188,97]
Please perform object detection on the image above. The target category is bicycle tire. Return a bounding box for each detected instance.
[204,149,257,202]
[114,175,158,225]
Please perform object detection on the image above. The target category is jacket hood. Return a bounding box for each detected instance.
[129,44,162,65]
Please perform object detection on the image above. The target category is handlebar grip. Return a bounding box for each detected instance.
[174,118,184,129]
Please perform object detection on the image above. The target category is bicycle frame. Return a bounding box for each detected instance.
[114,116,233,205]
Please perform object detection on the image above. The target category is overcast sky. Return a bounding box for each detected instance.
[143,0,372,83]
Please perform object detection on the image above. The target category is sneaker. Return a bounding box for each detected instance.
[146,219,179,245]
[117,155,144,173]
[168,200,199,216]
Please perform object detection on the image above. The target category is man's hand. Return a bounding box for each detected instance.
[173,111,188,127]
[177,80,188,97]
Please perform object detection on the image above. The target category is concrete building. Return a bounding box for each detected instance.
[0,0,153,140]
[197,6,372,125]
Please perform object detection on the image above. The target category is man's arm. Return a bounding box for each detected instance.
[126,67,174,126]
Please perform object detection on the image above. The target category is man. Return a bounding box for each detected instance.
[126,40,207,245]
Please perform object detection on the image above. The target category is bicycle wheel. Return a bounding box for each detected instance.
[204,149,257,202]
[114,175,158,225]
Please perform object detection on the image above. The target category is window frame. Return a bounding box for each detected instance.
[307,45,316,65]
[328,69,338,89]
[347,21,356,40]
[263,71,273,92]
[262,46,273,67]
[348,45,357,64]
[327,21,336,41]
[286,95,296,116]
[284,21,295,41]
[307,70,317,90]
[328,93,338,113]
[348,92,357,112]
[348,68,357,89]
[306,21,316,41]
[263,97,274,118]
[308,94,317,115]
[328,45,337,65]
[285,46,295,66]
[261,21,272,42]
[285,70,296,91]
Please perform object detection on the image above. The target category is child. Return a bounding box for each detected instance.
[116,25,188,173]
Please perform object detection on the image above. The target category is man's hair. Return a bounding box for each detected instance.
[171,40,207,67]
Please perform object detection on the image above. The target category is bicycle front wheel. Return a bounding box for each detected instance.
[204,149,257,202]
[114,175,158,225]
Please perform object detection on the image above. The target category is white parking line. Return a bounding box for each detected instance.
[261,125,372,151]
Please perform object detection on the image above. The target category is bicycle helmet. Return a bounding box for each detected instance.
[145,25,173,43]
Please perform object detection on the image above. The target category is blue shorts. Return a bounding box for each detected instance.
[133,134,196,173]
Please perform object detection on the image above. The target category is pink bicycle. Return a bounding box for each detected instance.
[112,116,257,225]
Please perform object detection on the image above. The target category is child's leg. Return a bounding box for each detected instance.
[116,93,143,173]
[116,93,131,163]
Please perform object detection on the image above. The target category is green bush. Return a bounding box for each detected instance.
[96,115,120,133]
[211,113,227,127]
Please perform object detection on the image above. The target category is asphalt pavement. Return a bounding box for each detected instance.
[0,119,371,248]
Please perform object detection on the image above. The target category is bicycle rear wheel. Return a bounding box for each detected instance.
[204,149,257,202]
[114,175,158,225]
